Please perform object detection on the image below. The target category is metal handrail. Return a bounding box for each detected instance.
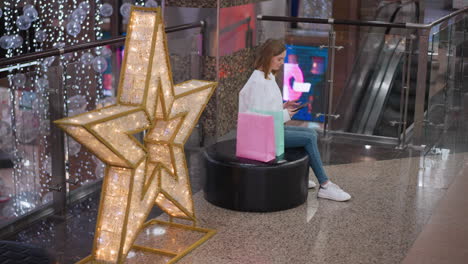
[424,6,468,28]
[220,17,250,34]
[257,6,468,29]
[0,21,205,68]
[257,15,407,28]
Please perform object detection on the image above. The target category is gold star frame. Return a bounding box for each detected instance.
[55,7,217,263]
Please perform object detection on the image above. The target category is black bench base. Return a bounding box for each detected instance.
[203,139,309,212]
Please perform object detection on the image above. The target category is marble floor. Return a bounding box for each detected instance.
[173,153,467,264]
[402,158,468,264]
[1,87,467,264]
[4,124,468,264]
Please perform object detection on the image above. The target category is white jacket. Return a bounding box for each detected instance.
[238,70,291,123]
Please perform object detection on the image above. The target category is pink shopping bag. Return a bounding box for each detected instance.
[236,112,276,162]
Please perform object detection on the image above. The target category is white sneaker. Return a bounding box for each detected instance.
[308,180,317,189]
[318,181,351,202]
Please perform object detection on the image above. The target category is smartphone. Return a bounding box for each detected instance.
[292,102,309,112]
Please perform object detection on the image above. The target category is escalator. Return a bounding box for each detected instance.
[334,1,420,137]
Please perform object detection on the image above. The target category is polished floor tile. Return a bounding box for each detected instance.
[168,154,468,264]
[402,160,468,264]
[5,129,468,264]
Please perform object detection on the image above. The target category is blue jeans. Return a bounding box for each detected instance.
[284,126,329,184]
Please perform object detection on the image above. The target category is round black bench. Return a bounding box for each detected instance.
[203,139,309,212]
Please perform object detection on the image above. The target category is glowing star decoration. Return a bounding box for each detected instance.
[55,7,217,263]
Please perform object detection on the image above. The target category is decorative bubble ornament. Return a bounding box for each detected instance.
[101,47,112,58]
[80,52,94,65]
[120,3,132,18]
[99,3,113,17]
[95,46,112,58]
[11,35,23,48]
[0,36,14,49]
[22,4,34,12]
[91,56,107,73]
[145,0,159,7]
[0,36,8,49]
[55,7,217,263]
[35,30,47,43]
[23,5,39,22]
[71,8,87,24]
[66,21,81,37]
[78,2,91,13]
[16,15,32,31]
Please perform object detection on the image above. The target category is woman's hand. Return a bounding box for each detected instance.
[283,100,299,109]
[284,100,299,117]
[287,107,298,117]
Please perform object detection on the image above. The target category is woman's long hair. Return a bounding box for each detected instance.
[254,38,286,79]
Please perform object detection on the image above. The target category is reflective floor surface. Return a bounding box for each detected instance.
[5,116,468,264]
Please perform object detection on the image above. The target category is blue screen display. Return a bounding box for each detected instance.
[283,44,328,122]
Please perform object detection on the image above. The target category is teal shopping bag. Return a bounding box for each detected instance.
[252,109,284,157]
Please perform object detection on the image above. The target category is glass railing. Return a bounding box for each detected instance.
[257,25,413,144]
[0,65,62,223]
[257,7,468,151]
[423,15,467,152]
[0,23,204,235]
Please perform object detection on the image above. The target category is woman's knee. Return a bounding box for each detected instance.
[302,128,317,140]
[303,131,317,146]
[296,126,317,137]
[309,128,318,138]
[285,127,318,143]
